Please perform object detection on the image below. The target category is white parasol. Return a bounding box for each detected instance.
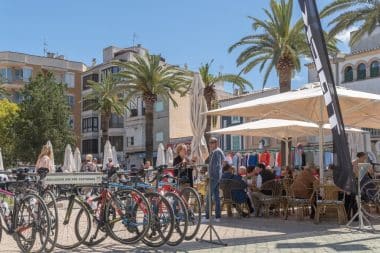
[73,147,81,172]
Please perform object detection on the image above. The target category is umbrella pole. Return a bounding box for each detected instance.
[285,139,289,167]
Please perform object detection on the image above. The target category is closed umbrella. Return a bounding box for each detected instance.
[112,146,119,167]
[209,119,365,166]
[62,144,75,172]
[207,85,380,180]
[103,140,113,170]
[73,147,81,172]
[166,147,174,167]
[0,148,4,171]
[46,140,55,172]
[190,73,209,164]
[156,143,165,166]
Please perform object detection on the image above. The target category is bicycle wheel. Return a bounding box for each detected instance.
[164,192,188,246]
[14,192,51,253]
[142,192,174,247]
[105,189,151,244]
[55,195,91,249]
[180,187,202,240]
[75,196,108,246]
[41,190,58,252]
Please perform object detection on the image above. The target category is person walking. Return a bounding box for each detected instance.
[204,137,225,222]
[36,145,53,173]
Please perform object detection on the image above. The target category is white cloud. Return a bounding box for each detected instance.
[335,26,359,44]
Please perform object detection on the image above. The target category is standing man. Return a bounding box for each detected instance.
[205,137,225,222]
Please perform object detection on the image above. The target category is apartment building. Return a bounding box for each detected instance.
[0,51,87,144]
[81,45,194,167]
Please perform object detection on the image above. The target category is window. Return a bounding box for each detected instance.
[109,136,123,151]
[23,68,32,82]
[155,101,164,112]
[357,63,366,80]
[231,116,240,124]
[54,72,63,83]
[83,73,99,90]
[109,113,124,128]
[344,66,353,82]
[101,66,120,80]
[231,135,241,151]
[64,72,75,88]
[82,117,98,133]
[82,139,98,154]
[129,97,139,117]
[68,115,74,129]
[370,61,379,78]
[156,132,164,142]
[14,68,23,81]
[0,68,12,82]
[126,137,135,147]
[66,95,75,108]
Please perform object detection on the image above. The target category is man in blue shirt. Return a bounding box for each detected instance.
[205,137,225,222]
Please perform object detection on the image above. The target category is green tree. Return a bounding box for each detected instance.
[15,72,74,165]
[229,0,338,92]
[200,60,252,143]
[321,0,380,46]
[116,52,191,162]
[85,74,127,145]
[0,99,19,167]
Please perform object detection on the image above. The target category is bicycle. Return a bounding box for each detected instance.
[112,172,175,247]
[0,178,51,253]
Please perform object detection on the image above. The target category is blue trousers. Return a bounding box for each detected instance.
[205,180,221,219]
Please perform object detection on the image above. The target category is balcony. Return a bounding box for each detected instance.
[363,128,380,138]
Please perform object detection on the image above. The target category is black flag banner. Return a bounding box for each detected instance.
[298,0,355,193]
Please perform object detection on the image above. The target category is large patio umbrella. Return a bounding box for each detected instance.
[207,85,380,180]
[46,140,55,172]
[0,148,4,171]
[166,147,174,167]
[102,140,113,170]
[190,73,209,164]
[73,147,81,172]
[209,119,364,166]
[112,146,119,167]
[62,144,75,172]
[156,143,166,166]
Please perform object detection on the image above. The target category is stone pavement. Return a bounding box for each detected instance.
[2,215,380,252]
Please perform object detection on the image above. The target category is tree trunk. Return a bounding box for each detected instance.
[101,112,111,149]
[144,100,154,164]
[279,65,292,166]
[204,97,212,145]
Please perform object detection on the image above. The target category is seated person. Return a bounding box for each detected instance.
[292,166,317,218]
[251,163,276,216]
[221,164,254,214]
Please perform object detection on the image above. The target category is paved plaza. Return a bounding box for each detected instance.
[2,215,380,252]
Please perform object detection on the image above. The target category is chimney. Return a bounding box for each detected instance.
[184,63,188,70]
[92,58,97,67]
[46,52,55,58]
[137,44,141,48]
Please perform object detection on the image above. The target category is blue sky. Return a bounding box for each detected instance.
[0,0,351,91]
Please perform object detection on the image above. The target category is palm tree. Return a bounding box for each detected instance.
[116,52,191,163]
[200,60,252,143]
[229,0,338,93]
[85,74,126,145]
[321,0,380,46]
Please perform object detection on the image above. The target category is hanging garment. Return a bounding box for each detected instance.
[276,152,282,167]
[248,153,258,167]
[259,151,270,166]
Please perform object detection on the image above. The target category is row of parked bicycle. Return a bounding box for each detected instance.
[0,164,202,252]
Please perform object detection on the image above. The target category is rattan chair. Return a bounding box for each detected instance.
[314,184,347,224]
[220,178,250,218]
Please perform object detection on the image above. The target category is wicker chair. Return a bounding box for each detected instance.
[219,178,250,218]
[252,179,283,217]
[314,184,346,224]
[283,180,314,220]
